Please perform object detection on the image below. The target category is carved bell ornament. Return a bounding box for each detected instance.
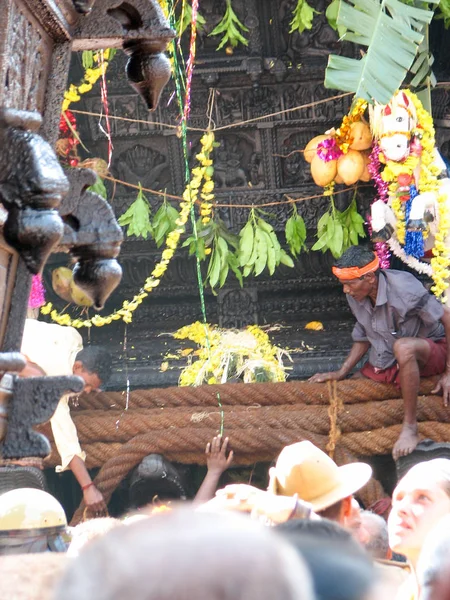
[72,0,175,110]
[73,258,123,311]
[58,168,123,310]
[124,41,172,111]
[0,109,68,274]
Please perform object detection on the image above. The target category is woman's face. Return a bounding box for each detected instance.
[388,469,450,558]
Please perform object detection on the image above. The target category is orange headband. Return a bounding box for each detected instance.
[332,256,380,280]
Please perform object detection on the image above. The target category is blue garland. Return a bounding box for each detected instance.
[404,184,424,259]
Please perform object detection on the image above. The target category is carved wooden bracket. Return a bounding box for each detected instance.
[2,375,84,459]
[0,109,68,274]
[72,0,175,110]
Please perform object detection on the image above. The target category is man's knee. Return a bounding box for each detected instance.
[393,338,428,365]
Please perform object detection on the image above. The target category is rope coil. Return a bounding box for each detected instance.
[59,377,446,524]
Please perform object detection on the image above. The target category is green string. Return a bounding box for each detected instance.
[216,392,224,436]
[169,27,209,338]
[168,3,223,434]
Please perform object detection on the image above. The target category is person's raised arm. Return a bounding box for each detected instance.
[308,341,370,383]
[194,435,233,505]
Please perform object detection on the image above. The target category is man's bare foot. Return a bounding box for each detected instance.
[392,424,419,461]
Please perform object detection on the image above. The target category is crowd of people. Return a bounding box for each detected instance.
[1,439,450,600]
[3,243,450,598]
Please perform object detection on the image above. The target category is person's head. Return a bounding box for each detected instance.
[0,488,67,555]
[276,519,377,600]
[267,441,372,524]
[345,499,371,546]
[388,458,450,565]
[332,246,380,301]
[67,517,122,557]
[277,516,357,546]
[417,514,450,600]
[360,510,390,559]
[54,508,314,600]
[73,346,112,393]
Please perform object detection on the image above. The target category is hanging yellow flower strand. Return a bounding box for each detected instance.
[41,131,217,327]
[62,50,113,112]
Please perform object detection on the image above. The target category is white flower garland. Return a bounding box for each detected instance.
[387,237,433,276]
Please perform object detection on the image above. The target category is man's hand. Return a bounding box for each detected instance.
[193,436,234,505]
[206,435,234,475]
[83,484,108,517]
[432,373,450,407]
[308,370,344,383]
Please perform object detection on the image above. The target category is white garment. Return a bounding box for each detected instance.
[21,319,86,471]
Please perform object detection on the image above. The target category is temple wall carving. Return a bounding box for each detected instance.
[43,1,450,388]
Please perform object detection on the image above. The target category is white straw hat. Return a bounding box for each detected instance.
[268,441,372,512]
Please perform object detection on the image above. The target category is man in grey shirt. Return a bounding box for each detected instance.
[309,246,450,460]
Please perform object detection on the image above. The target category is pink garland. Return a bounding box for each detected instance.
[367,143,391,269]
[29,274,45,308]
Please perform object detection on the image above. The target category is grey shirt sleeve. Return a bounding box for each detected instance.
[415,293,445,326]
[352,320,368,342]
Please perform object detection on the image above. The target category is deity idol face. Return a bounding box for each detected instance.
[380,132,411,162]
[379,101,412,162]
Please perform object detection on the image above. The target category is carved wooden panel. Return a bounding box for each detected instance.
[45,1,450,390]
[1,0,53,112]
[0,234,19,346]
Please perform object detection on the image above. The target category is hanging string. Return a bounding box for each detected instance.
[182,0,198,124]
[170,0,209,336]
[169,0,224,434]
[116,323,131,431]
[102,173,367,208]
[69,91,353,134]
[98,49,114,167]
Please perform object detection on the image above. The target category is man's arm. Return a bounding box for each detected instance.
[69,455,107,515]
[51,398,107,515]
[432,306,450,406]
[308,341,370,383]
[194,436,234,505]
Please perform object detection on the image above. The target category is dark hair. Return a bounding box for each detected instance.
[316,499,344,521]
[75,346,112,385]
[276,522,375,600]
[334,246,377,270]
[277,517,354,545]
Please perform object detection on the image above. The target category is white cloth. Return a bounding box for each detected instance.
[21,319,86,472]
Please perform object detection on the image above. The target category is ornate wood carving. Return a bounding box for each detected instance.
[40,2,450,391]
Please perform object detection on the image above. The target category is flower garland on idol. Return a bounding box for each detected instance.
[41,131,217,327]
[368,90,450,299]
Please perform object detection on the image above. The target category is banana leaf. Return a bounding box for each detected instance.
[324,0,439,105]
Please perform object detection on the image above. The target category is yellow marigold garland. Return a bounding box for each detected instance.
[62,49,112,112]
[335,98,368,153]
[41,130,217,327]
[379,90,450,299]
